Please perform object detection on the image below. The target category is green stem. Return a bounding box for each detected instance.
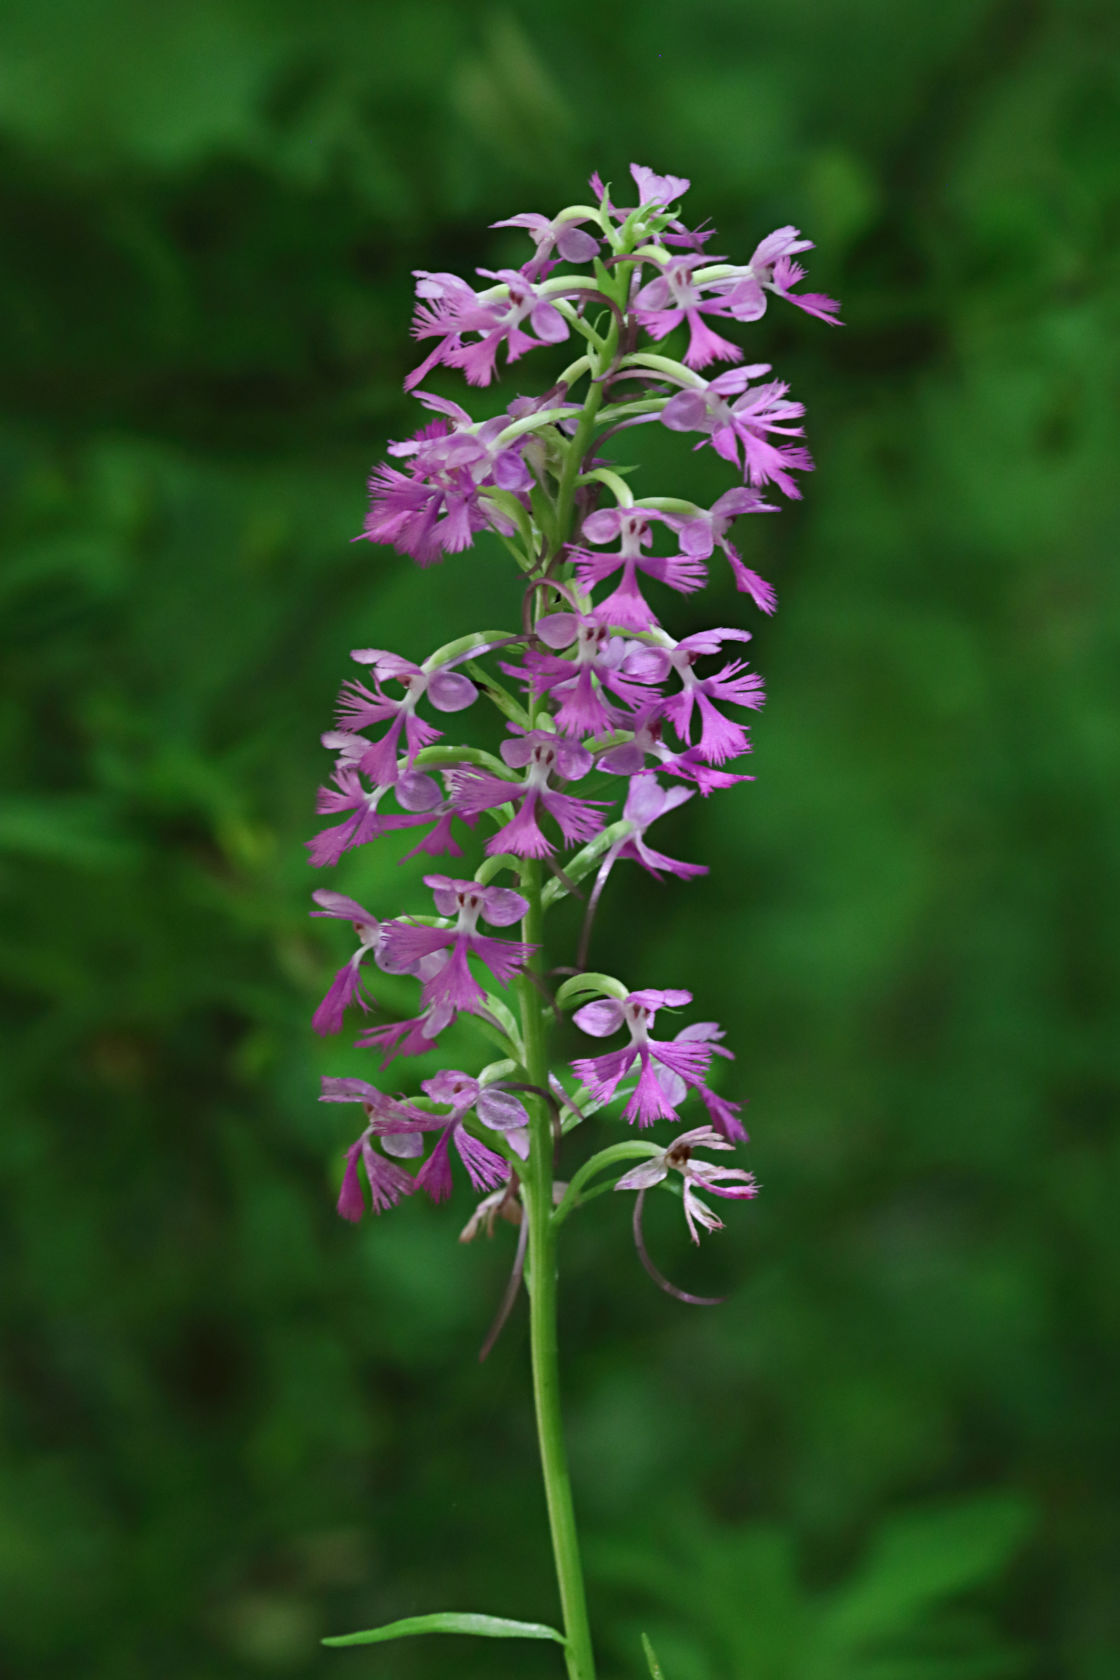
[518,856,597,1680]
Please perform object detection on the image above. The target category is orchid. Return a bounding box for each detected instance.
[306,163,837,1678]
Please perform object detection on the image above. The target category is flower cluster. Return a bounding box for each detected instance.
[311,163,838,1267]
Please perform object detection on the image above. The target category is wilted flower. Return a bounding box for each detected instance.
[615,1125,758,1242]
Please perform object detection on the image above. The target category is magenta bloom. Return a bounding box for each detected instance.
[321,1074,512,1212]
[610,777,708,883]
[569,989,715,1127]
[660,366,813,499]
[708,227,841,326]
[574,508,707,633]
[413,1069,530,1202]
[379,875,535,1014]
[446,729,606,859]
[513,611,663,737]
[309,889,382,1036]
[405,267,571,391]
[320,1079,430,1221]
[648,1021,747,1143]
[664,488,779,613]
[358,410,527,567]
[490,210,600,280]
[306,768,440,868]
[355,1005,450,1068]
[615,1126,758,1242]
[656,630,766,765]
[334,647,478,786]
[632,255,753,370]
[596,705,755,794]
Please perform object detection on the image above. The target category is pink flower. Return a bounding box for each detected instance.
[574,508,708,633]
[309,889,382,1035]
[490,210,600,281]
[663,488,779,612]
[570,989,715,1127]
[708,228,841,326]
[615,1126,758,1242]
[446,729,606,860]
[357,408,528,567]
[596,706,756,795]
[657,630,766,765]
[320,1078,431,1221]
[305,768,442,868]
[660,366,813,499]
[378,875,535,1014]
[334,646,478,786]
[512,611,663,737]
[632,255,751,370]
[405,267,571,391]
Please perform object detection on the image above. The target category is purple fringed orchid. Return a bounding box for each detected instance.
[709,227,842,326]
[306,760,474,868]
[663,488,780,613]
[570,989,716,1127]
[378,875,536,1014]
[652,629,766,765]
[309,889,382,1035]
[615,1126,758,1242]
[574,507,708,632]
[661,365,813,499]
[446,729,606,859]
[596,706,756,795]
[333,648,479,786]
[632,255,760,370]
[405,267,572,392]
[514,611,663,737]
[491,210,601,281]
[307,163,843,1665]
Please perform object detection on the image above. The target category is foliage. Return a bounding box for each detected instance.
[2,1,1118,1677]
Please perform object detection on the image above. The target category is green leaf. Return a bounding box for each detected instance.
[322,1611,567,1648]
[641,1631,666,1678]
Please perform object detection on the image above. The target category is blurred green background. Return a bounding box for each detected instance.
[2,1,1118,1676]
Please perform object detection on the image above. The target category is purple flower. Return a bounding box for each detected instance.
[512,611,663,737]
[418,1070,532,1197]
[660,366,813,499]
[405,267,571,391]
[610,777,708,882]
[657,630,766,765]
[709,228,841,326]
[629,163,692,209]
[355,1005,451,1067]
[595,703,756,796]
[446,729,606,860]
[648,1021,748,1143]
[574,508,708,633]
[334,647,478,786]
[321,1074,512,1211]
[306,768,443,868]
[378,875,535,1013]
[320,1078,431,1221]
[358,409,527,567]
[309,889,382,1035]
[632,255,750,370]
[490,211,601,281]
[615,1125,758,1242]
[590,165,715,253]
[569,989,715,1127]
[663,488,780,613]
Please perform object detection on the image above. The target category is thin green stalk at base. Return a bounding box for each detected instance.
[518,856,597,1680]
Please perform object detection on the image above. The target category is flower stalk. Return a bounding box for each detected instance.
[310,161,839,1671]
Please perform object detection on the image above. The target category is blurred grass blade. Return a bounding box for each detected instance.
[641,1631,666,1678]
[322,1611,567,1647]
